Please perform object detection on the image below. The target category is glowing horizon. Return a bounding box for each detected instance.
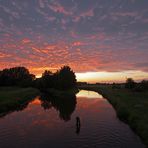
[33,69,148,83]
[76,70,148,83]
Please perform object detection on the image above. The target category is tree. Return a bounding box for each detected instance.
[42,70,53,77]
[41,70,54,88]
[56,66,77,90]
[138,80,148,91]
[125,78,136,89]
[0,66,77,90]
[0,67,35,87]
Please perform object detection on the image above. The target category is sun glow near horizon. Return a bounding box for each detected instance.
[76,70,148,83]
[34,69,148,83]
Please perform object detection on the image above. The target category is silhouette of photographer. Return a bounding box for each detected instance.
[76,116,81,135]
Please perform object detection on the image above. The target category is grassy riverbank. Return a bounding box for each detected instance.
[79,85,148,146]
[0,87,40,114]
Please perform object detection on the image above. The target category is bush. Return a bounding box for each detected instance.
[125,78,136,89]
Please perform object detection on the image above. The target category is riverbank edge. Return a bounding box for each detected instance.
[79,86,147,147]
[40,87,79,98]
[0,87,78,115]
[0,87,40,115]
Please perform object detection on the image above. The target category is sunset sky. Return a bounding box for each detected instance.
[0,0,148,83]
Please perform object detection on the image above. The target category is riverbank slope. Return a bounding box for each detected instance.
[0,87,40,114]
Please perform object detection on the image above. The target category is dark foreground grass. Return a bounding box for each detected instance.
[0,87,40,115]
[42,88,79,99]
[79,85,148,147]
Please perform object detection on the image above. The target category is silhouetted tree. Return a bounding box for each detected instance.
[42,70,53,77]
[56,66,77,90]
[0,66,77,90]
[125,78,136,89]
[112,83,121,89]
[41,70,54,88]
[33,78,42,89]
[0,67,35,87]
[135,80,148,92]
[140,80,148,89]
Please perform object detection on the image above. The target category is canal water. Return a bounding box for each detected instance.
[0,90,145,148]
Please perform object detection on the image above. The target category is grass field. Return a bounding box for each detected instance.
[0,87,40,115]
[79,84,148,146]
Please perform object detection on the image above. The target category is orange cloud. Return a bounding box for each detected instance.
[72,41,84,46]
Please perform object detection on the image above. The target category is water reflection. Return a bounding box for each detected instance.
[0,90,145,148]
[0,92,77,122]
[76,90,103,99]
[39,93,77,121]
[0,99,31,118]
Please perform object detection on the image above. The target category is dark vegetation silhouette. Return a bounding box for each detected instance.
[108,78,148,92]
[139,80,148,91]
[39,93,77,121]
[125,78,148,92]
[0,67,35,87]
[0,66,77,90]
[0,66,77,120]
[34,66,77,90]
[125,78,136,89]
[112,82,121,89]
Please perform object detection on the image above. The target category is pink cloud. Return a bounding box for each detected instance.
[73,8,94,22]
[47,1,72,16]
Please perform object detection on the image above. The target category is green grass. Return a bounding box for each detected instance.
[0,87,40,114]
[79,85,148,146]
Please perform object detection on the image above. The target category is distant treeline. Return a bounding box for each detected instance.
[124,78,148,91]
[78,78,148,92]
[0,66,77,90]
[109,78,148,91]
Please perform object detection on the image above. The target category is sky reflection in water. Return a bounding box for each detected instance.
[0,90,145,148]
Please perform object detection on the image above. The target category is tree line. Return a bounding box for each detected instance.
[125,78,148,91]
[112,78,148,91]
[0,66,77,90]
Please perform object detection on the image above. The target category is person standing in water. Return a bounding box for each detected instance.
[76,116,81,134]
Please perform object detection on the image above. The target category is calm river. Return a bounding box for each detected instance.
[0,90,145,148]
